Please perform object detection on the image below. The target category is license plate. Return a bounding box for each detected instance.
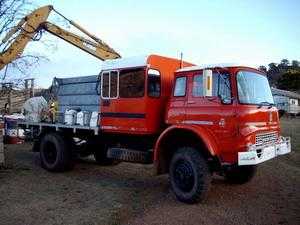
[262,146,276,160]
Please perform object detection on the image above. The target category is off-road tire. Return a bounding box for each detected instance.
[170,147,211,204]
[225,165,256,184]
[40,132,73,172]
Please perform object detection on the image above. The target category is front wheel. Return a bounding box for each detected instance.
[224,165,256,184]
[169,147,211,204]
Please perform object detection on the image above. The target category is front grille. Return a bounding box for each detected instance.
[255,131,278,147]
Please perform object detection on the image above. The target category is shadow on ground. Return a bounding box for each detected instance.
[0,117,299,225]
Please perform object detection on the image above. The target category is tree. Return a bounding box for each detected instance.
[0,0,32,52]
[277,70,300,91]
[291,60,300,69]
[278,59,289,70]
[258,65,267,73]
[259,59,300,93]
[267,62,280,85]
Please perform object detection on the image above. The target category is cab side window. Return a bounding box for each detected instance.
[119,68,145,98]
[192,73,231,99]
[174,76,187,97]
[148,69,161,97]
[101,71,119,99]
[218,73,231,100]
[192,75,203,96]
[102,72,110,98]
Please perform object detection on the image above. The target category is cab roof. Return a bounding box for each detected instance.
[101,55,194,71]
[101,55,148,71]
[176,63,254,73]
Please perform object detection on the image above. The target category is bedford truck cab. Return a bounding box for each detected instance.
[166,64,291,167]
[20,57,292,205]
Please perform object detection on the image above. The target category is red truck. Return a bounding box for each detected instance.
[19,54,291,203]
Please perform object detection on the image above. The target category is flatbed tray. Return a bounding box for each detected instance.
[18,121,99,135]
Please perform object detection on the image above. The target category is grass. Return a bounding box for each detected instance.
[280,117,300,152]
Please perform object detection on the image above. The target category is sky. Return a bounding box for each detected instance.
[1,0,300,87]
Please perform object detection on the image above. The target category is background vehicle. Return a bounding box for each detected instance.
[18,58,291,203]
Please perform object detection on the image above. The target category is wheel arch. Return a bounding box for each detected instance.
[154,125,220,174]
[32,127,61,152]
[33,128,74,152]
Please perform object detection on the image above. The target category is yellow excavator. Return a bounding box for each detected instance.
[0,5,121,71]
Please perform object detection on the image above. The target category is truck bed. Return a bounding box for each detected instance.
[18,121,99,135]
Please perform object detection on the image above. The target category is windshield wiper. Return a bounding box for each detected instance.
[257,101,275,109]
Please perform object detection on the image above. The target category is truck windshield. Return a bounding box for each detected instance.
[237,71,274,105]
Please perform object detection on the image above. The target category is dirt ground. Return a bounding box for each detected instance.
[0,118,299,225]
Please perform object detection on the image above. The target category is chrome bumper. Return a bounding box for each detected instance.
[238,137,291,166]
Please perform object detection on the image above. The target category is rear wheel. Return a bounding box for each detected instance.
[169,147,211,204]
[40,132,73,172]
[225,165,256,184]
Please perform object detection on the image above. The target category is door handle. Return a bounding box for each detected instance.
[187,101,196,104]
[102,100,110,106]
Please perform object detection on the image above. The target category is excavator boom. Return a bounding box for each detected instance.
[0,5,52,71]
[0,5,120,71]
[43,22,120,60]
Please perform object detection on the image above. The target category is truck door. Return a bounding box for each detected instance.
[215,72,237,146]
[185,71,235,148]
[166,76,188,124]
[100,68,147,133]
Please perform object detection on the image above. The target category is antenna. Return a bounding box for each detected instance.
[180,52,183,68]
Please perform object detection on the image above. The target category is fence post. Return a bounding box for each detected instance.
[0,122,4,167]
[8,89,12,114]
[25,78,35,99]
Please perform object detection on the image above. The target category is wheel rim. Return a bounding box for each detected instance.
[173,159,195,192]
[43,142,57,164]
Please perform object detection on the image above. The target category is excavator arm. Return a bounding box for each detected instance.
[0,5,120,71]
[42,22,120,61]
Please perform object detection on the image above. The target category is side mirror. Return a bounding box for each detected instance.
[203,69,213,97]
